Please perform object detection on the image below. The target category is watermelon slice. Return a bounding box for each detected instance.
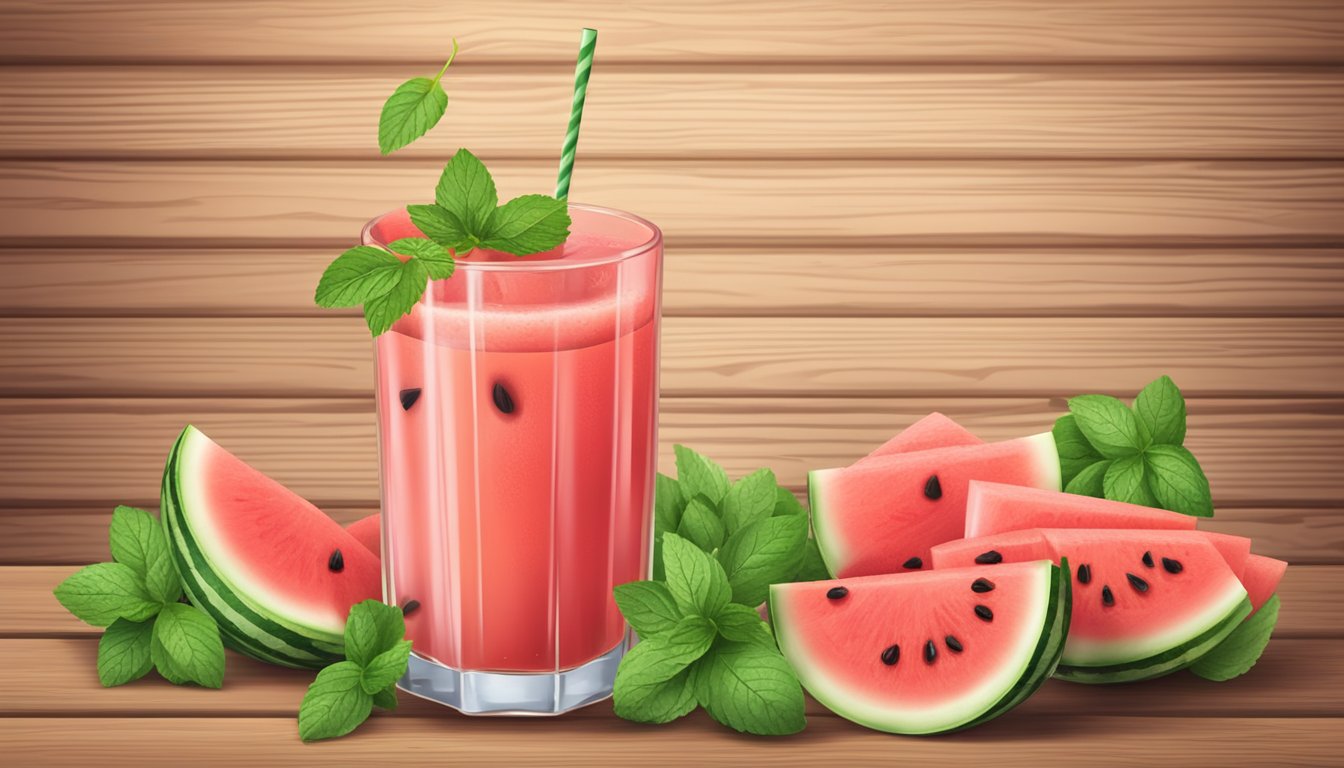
[965,481,1198,539]
[770,560,1070,734]
[161,426,382,669]
[810,433,1060,578]
[860,412,981,462]
[345,513,381,556]
[932,529,1251,683]
[1240,554,1288,613]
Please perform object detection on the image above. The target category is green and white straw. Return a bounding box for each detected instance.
[555,27,598,200]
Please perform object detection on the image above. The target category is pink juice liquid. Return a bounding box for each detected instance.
[369,207,661,673]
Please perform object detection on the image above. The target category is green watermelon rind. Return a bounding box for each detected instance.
[1055,595,1253,684]
[161,427,343,669]
[770,560,1069,735]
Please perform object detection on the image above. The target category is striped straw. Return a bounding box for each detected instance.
[555,28,598,200]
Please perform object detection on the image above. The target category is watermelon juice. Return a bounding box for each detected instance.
[363,205,662,714]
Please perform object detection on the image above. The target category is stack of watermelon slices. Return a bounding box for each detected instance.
[771,413,1286,735]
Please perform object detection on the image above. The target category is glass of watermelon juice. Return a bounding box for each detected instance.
[363,204,662,715]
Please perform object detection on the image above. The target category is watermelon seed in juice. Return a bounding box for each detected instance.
[328,549,344,572]
[880,644,900,665]
[401,599,420,616]
[902,557,923,570]
[1078,563,1092,584]
[1127,573,1150,592]
[1102,586,1115,606]
[1142,551,1155,568]
[976,550,1003,565]
[827,586,849,600]
[1163,557,1184,573]
[399,388,421,410]
[975,605,994,621]
[971,578,995,593]
[491,382,515,414]
[923,475,942,500]
[945,635,964,653]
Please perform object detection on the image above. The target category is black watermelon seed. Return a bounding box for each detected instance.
[945,635,964,653]
[880,644,900,666]
[974,550,1003,565]
[924,475,943,500]
[1142,550,1155,568]
[826,586,849,600]
[902,556,923,570]
[399,388,422,411]
[401,599,421,616]
[1077,563,1092,585]
[974,604,993,622]
[492,382,516,414]
[1162,557,1184,574]
[1127,573,1150,593]
[1102,586,1115,606]
[328,549,344,573]
[924,640,938,663]
[971,578,996,593]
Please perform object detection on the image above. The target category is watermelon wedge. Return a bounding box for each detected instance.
[860,412,981,462]
[810,433,1060,578]
[345,513,381,556]
[161,426,382,669]
[1240,554,1288,613]
[965,481,1198,539]
[770,560,1070,734]
[932,529,1251,683]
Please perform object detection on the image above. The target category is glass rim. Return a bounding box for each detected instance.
[361,202,662,273]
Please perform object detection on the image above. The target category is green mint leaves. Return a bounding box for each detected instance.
[314,239,451,336]
[613,533,806,735]
[54,505,226,688]
[377,40,457,155]
[1056,376,1213,517]
[298,600,411,742]
[1190,595,1281,682]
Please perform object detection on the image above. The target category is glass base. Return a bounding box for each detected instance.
[398,639,629,716]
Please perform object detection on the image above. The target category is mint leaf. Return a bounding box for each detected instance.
[613,581,683,638]
[388,237,455,280]
[662,533,731,619]
[1068,394,1143,459]
[1104,455,1159,507]
[150,603,225,688]
[677,496,726,552]
[692,640,805,736]
[372,683,399,711]
[362,259,428,336]
[722,468,777,536]
[1053,414,1104,487]
[360,639,412,694]
[1145,444,1214,517]
[97,618,154,687]
[791,538,832,582]
[481,194,571,255]
[1134,375,1187,447]
[718,515,808,607]
[314,246,405,309]
[54,562,159,627]
[772,487,806,518]
[1065,459,1110,498]
[378,80,447,156]
[434,149,498,236]
[713,603,774,648]
[407,204,470,252]
[674,445,730,505]
[654,473,685,534]
[1191,595,1279,681]
[108,505,180,604]
[298,661,373,742]
[343,599,406,668]
[613,667,696,725]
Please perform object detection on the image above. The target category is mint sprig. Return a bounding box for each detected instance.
[1056,376,1213,516]
[613,533,806,735]
[378,40,457,155]
[1190,595,1281,681]
[298,600,410,742]
[54,505,226,688]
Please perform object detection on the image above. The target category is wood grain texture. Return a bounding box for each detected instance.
[7,248,1344,318]
[3,716,1342,767]
[0,396,1338,512]
[2,638,1338,718]
[6,67,1344,159]
[2,317,1340,398]
[1,1,1342,64]
[4,160,1343,247]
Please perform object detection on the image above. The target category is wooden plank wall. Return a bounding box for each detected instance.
[0,1,1342,761]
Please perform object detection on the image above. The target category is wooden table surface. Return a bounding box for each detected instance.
[2,1,1343,765]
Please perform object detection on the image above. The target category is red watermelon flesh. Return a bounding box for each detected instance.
[932,528,1250,681]
[345,513,381,556]
[860,412,981,463]
[965,481,1197,539]
[810,432,1060,579]
[1241,554,1288,613]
